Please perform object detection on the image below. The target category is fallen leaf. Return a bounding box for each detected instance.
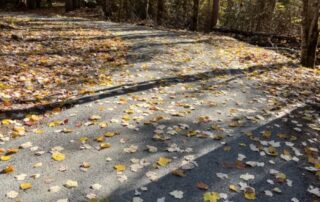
[146,171,158,181]
[6,190,18,199]
[124,145,138,153]
[275,172,286,183]
[95,136,105,142]
[197,182,209,190]
[2,165,14,173]
[146,145,158,153]
[52,152,65,161]
[170,190,184,199]
[105,132,118,137]
[240,173,255,181]
[216,172,228,179]
[49,186,61,193]
[157,157,172,167]
[229,184,239,192]
[15,173,27,181]
[90,115,101,121]
[91,183,102,190]
[114,164,126,172]
[100,143,111,149]
[20,183,32,190]
[172,169,186,177]
[244,187,256,200]
[33,162,43,168]
[203,192,220,202]
[64,180,78,188]
[0,155,11,161]
[2,119,11,125]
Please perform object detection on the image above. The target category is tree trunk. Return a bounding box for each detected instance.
[0,0,5,8]
[183,0,188,23]
[118,0,123,21]
[65,0,80,12]
[255,0,276,32]
[145,0,150,19]
[65,0,73,11]
[27,0,36,9]
[99,0,112,18]
[47,0,52,7]
[301,0,320,68]
[191,0,199,31]
[73,0,80,9]
[123,0,130,20]
[211,0,219,28]
[35,0,41,8]
[157,0,164,25]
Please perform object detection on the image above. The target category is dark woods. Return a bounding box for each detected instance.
[1,0,319,68]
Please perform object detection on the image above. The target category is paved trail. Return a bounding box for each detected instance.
[0,13,319,202]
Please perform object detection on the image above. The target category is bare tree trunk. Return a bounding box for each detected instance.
[73,0,80,9]
[301,0,320,68]
[27,0,36,9]
[211,0,219,28]
[255,0,276,32]
[124,0,129,20]
[157,0,164,25]
[0,0,6,8]
[65,0,73,11]
[35,0,41,8]
[118,0,123,21]
[183,0,188,23]
[47,0,52,7]
[145,0,150,19]
[191,0,199,31]
[99,0,112,19]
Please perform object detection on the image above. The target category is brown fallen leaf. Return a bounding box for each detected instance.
[196,182,209,190]
[172,169,186,177]
[1,165,14,174]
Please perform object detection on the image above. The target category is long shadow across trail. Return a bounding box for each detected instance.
[0,62,297,120]
[105,104,319,202]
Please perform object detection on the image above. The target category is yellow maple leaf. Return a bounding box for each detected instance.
[100,143,111,149]
[12,126,25,136]
[262,130,272,139]
[267,146,278,156]
[29,115,41,122]
[0,155,11,161]
[95,136,105,142]
[203,192,221,202]
[79,137,88,143]
[157,157,172,167]
[20,183,32,190]
[52,152,65,161]
[122,114,131,121]
[99,122,108,128]
[34,129,44,135]
[48,120,63,127]
[89,115,101,121]
[62,128,73,133]
[229,184,239,192]
[244,187,256,200]
[114,164,126,172]
[105,132,117,137]
[2,119,11,125]
[275,172,286,183]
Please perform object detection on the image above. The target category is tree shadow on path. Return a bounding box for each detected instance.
[105,104,319,202]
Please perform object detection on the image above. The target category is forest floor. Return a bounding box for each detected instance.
[0,13,320,202]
